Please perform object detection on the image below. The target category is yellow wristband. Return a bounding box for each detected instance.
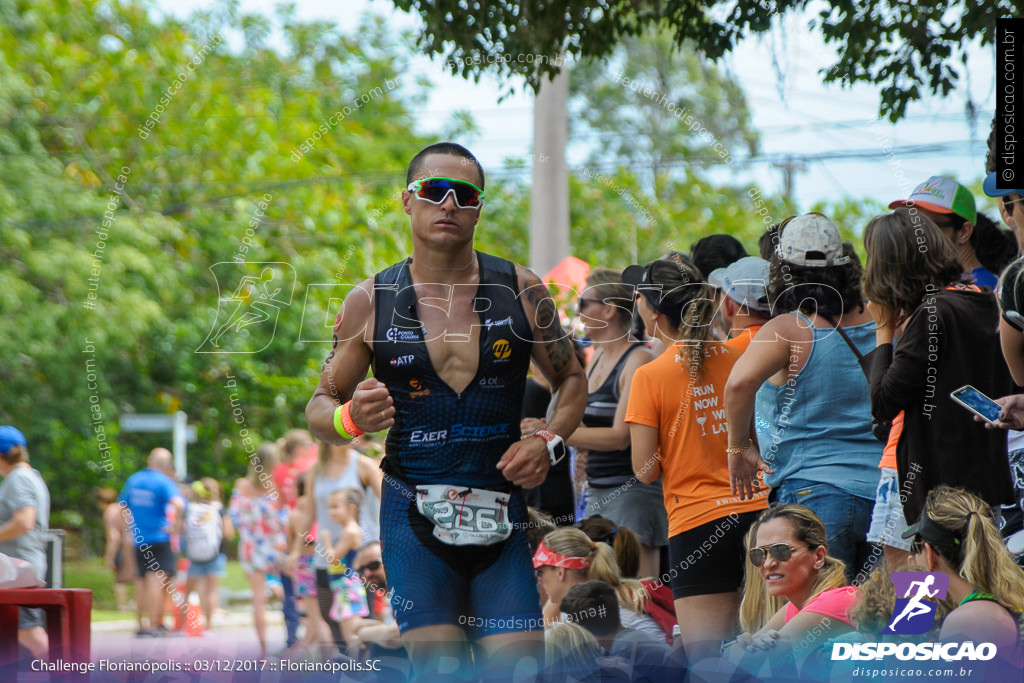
[334,405,359,440]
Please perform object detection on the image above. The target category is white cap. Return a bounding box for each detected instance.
[777,214,849,268]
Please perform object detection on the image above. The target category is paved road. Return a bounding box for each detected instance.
[80,611,403,682]
[91,609,289,663]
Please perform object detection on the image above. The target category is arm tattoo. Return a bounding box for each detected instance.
[523,275,573,373]
[322,334,339,372]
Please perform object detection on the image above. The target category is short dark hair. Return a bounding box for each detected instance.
[971,211,1017,277]
[759,224,782,260]
[406,142,484,189]
[690,234,748,279]
[560,580,621,637]
[768,242,865,320]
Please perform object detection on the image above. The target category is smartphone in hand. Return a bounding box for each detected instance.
[950,385,1002,426]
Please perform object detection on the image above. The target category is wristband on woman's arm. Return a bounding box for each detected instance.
[334,401,365,440]
[726,439,753,455]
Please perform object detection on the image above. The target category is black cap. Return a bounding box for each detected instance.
[901,504,961,546]
[621,264,649,287]
[621,263,663,310]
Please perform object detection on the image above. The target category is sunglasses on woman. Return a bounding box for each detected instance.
[356,560,383,574]
[748,543,809,566]
[406,177,485,210]
[1003,194,1024,216]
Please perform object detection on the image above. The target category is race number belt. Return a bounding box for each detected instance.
[414,484,512,546]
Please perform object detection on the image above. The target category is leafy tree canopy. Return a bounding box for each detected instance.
[391,0,1017,122]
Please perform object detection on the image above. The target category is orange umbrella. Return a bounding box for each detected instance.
[543,257,591,341]
[542,256,590,300]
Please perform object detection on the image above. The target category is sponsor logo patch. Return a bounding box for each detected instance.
[386,327,421,342]
[492,339,512,360]
[409,378,431,398]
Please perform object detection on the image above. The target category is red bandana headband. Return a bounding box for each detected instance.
[532,539,592,570]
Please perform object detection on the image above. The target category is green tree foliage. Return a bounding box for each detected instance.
[571,29,760,196]
[555,29,771,267]
[391,0,1019,122]
[0,0,451,539]
[0,0,884,549]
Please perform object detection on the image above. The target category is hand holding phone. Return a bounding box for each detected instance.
[950,385,1002,426]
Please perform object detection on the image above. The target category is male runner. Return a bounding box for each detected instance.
[305,142,587,675]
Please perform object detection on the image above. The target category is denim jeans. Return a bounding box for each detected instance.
[280,571,299,647]
[776,478,877,584]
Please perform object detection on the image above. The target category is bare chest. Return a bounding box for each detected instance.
[416,285,482,394]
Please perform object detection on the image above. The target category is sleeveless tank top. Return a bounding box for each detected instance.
[313,454,361,570]
[959,590,1024,644]
[372,252,532,489]
[584,344,647,486]
[754,311,882,500]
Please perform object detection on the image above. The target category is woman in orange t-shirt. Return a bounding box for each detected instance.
[623,256,769,661]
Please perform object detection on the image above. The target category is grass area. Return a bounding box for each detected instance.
[65,556,250,611]
[64,557,118,610]
[91,609,135,623]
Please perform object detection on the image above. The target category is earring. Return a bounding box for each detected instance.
[814,562,823,569]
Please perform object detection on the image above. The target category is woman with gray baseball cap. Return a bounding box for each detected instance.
[724,214,882,585]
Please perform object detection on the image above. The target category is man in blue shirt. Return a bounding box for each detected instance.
[118,448,184,636]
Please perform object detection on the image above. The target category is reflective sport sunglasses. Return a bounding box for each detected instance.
[406,177,485,210]
[748,543,808,567]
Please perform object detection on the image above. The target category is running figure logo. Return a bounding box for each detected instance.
[883,571,950,635]
[197,262,296,353]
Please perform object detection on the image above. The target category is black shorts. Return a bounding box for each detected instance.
[134,541,175,579]
[667,511,759,599]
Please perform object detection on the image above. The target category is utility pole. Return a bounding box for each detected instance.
[772,156,808,203]
[529,67,570,276]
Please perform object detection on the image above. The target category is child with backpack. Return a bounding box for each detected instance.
[184,478,233,631]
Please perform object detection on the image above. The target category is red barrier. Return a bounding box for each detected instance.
[0,588,91,663]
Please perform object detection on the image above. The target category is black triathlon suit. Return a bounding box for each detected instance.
[371,251,543,636]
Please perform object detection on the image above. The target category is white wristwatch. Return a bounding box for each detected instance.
[533,429,567,466]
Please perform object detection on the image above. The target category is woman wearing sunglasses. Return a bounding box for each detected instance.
[731,504,858,663]
[561,268,661,579]
[902,486,1024,661]
[623,256,768,661]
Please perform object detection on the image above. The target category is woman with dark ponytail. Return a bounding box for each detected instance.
[623,255,768,660]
